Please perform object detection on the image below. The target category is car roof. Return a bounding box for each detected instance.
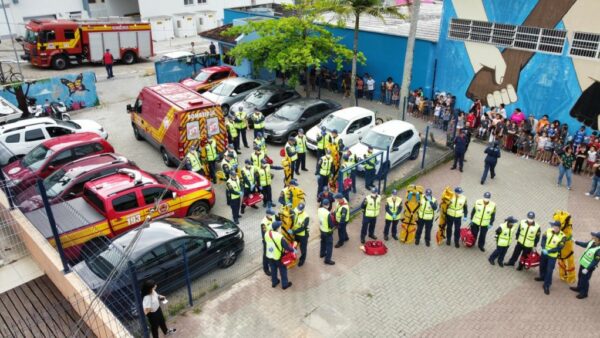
[201,66,232,74]
[331,107,374,120]
[146,83,215,110]
[0,117,56,134]
[282,98,326,108]
[42,132,104,150]
[85,168,157,197]
[161,51,193,59]
[370,120,416,137]
[221,77,266,86]
[57,153,126,178]
[113,221,188,259]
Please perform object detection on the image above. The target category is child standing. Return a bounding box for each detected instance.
[574,144,588,174]
[585,146,597,176]
[535,132,548,161]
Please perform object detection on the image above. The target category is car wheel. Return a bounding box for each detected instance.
[161,148,174,167]
[221,104,229,114]
[122,51,136,65]
[7,155,22,164]
[52,55,68,70]
[375,117,384,125]
[132,125,143,141]
[187,200,210,216]
[409,143,421,160]
[80,237,109,260]
[219,249,238,268]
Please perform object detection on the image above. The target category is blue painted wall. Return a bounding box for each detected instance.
[435,0,598,132]
[155,55,220,84]
[224,9,437,99]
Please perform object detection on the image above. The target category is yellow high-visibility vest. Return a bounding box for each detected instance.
[497,222,515,247]
[471,199,496,227]
[335,203,350,222]
[186,151,201,172]
[418,196,436,221]
[364,195,381,218]
[319,155,332,176]
[286,143,297,161]
[517,220,540,248]
[447,195,466,218]
[292,210,308,236]
[205,139,218,161]
[264,230,284,260]
[258,166,272,187]
[296,135,307,154]
[227,177,241,200]
[318,207,332,232]
[227,120,238,138]
[235,110,247,129]
[580,241,600,269]
[385,196,402,221]
[251,112,264,129]
[543,228,565,258]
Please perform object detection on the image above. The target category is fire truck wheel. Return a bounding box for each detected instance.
[132,125,143,141]
[122,51,137,65]
[187,201,210,216]
[52,55,68,70]
[160,147,174,167]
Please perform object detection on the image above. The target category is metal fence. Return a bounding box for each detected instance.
[154,53,220,84]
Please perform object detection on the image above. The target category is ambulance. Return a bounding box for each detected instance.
[127,83,227,167]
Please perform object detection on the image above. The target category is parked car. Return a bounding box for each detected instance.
[0,117,108,166]
[159,51,193,60]
[24,168,216,262]
[16,153,137,212]
[0,96,23,125]
[2,132,114,192]
[263,98,341,143]
[230,85,301,127]
[200,77,269,114]
[306,107,380,151]
[72,215,244,317]
[180,66,237,93]
[349,120,421,172]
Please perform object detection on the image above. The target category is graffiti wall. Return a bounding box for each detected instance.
[155,54,220,84]
[0,71,99,116]
[436,0,600,132]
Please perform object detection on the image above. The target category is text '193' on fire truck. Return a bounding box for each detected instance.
[20,18,153,70]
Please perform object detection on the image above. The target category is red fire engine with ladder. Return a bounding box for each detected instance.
[20,19,153,70]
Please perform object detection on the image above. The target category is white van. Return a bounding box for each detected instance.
[306,107,377,151]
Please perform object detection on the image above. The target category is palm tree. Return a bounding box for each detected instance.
[332,0,405,102]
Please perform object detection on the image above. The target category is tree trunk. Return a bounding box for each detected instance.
[350,13,360,102]
[399,0,420,119]
[304,68,311,98]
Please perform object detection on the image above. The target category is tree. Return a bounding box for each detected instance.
[399,0,420,119]
[225,0,360,97]
[331,0,405,101]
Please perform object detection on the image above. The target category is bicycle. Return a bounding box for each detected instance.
[0,63,24,84]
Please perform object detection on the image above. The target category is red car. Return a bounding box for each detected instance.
[180,66,237,93]
[3,132,114,192]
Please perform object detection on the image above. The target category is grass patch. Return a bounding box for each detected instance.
[167,301,187,317]
[210,282,219,291]
[192,306,202,315]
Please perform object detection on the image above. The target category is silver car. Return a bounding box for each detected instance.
[200,77,269,114]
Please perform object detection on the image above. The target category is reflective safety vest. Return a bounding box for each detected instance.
[579,241,600,269]
[254,138,266,153]
[317,133,326,150]
[251,152,265,168]
[364,152,376,170]
[221,158,234,172]
[471,199,496,227]
[296,135,307,154]
[242,167,256,187]
[385,196,402,221]
[497,222,515,247]
[335,202,350,223]
[281,187,292,205]
[186,150,201,172]
[364,195,381,218]
[285,143,297,161]
[205,139,218,161]
[319,155,332,176]
[318,207,332,233]
[418,196,436,221]
[258,165,272,187]
[226,120,238,138]
[235,110,247,129]
[264,230,284,260]
[330,135,341,149]
[447,195,466,218]
[346,153,358,167]
[227,177,241,199]
[292,210,308,236]
[251,112,264,129]
[543,228,565,258]
[340,163,350,180]
[261,216,273,236]
[517,220,540,248]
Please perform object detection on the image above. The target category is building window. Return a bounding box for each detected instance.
[198,0,207,3]
[569,32,600,59]
[448,18,566,55]
[184,0,193,5]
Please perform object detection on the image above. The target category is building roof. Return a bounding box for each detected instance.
[199,24,237,44]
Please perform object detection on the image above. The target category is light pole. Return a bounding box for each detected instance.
[399,0,420,120]
[1,0,23,74]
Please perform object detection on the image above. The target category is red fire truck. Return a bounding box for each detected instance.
[20,19,154,70]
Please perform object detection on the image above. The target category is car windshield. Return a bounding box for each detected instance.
[209,82,236,96]
[168,218,216,239]
[56,119,80,129]
[193,71,211,82]
[21,145,53,170]
[273,104,302,121]
[25,29,38,44]
[320,115,349,132]
[150,173,184,190]
[245,91,269,107]
[86,244,125,280]
[43,168,72,198]
[361,130,393,150]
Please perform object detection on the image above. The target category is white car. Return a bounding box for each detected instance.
[0,117,108,165]
[159,51,194,60]
[349,120,421,172]
[306,107,377,151]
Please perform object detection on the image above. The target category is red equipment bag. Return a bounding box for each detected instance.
[243,193,263,207]
[266,155,273,165]
[279,148,286,157]
[343,177,352,191]
[364,240,388,255]
[281,242,298,267]
[460,228,475,247]
[520,251,541,270]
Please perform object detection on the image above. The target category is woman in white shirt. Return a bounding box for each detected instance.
[142,280,176,337]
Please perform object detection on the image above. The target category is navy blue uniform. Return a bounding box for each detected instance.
[481,144,501,184]
[451,135,467,171]
[539,232,566,291]
[317,192,335,211]
[291,215,309,266]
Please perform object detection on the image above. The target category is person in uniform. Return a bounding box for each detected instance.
[258,159,274,208]
[469,192,496,251]
[318,200,335,265]
[204,136,218,183]
[451,128,467,172]
[288,203,309,266]
[241,159,259,213]
[295,128,308,174]
[488,216,518,267]
[416,188,437,246]
[250,109,265,139]
[220,152,235,181]
[226,144,238,164]
[278,178,298,206]
[506,211,541,270]
[317,186,335,211]
[360,187,381,244]
[383,189,402,241]
[344,148,359,193]
[334,193,350,248]
[253,132,267,154]
[535,221,566,295]
[363,146,378,189]
[316,126,329,160]
[481,141,501,184]
[264,220,293,289]
[571,231,600,299]
[316,149,333,194]
[226,115,240,153]
[185,146,202,174]
[339,155,352,201]
[251,146,265,170]
[445,187,468,248]
[261,209,277,275]
[234,106,249,148]
[329,129,343,153]
[226,170,242,224]
[285,136,297,179]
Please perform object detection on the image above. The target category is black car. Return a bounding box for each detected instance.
[230,86,301,126]
[263,98,341,143]
[72,215,244,317]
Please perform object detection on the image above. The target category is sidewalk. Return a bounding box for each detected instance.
[169,139,600,337]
